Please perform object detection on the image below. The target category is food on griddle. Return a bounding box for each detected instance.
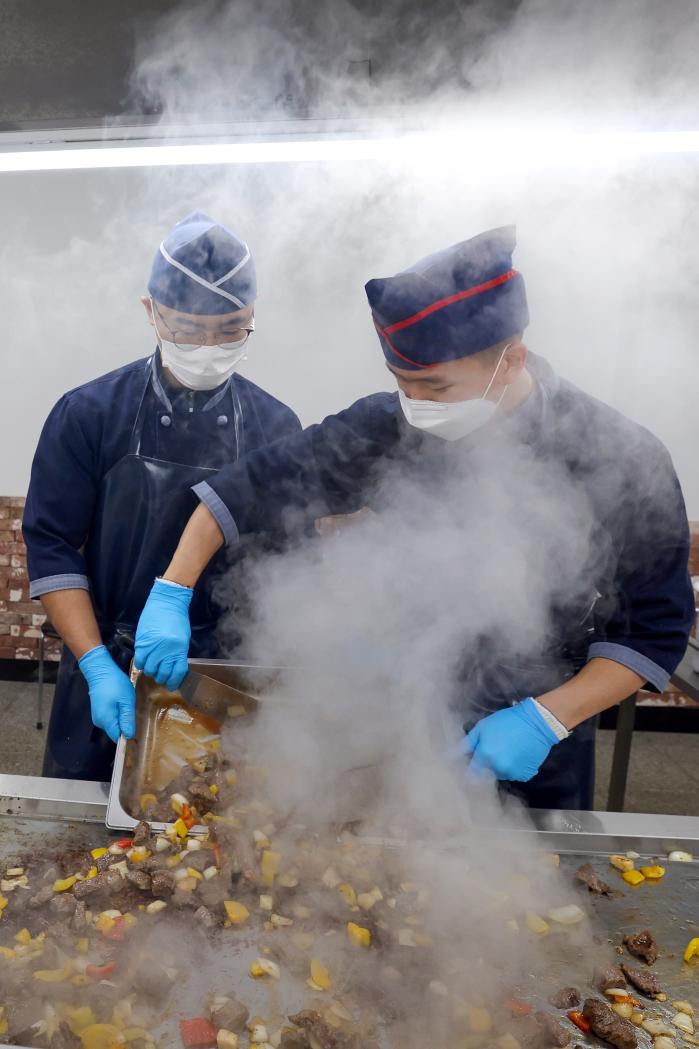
[620,963,661,997]
[549,987,581,1009]
[594,965,627,991]
[582,997,638,1049]
[609,856,635,873]
[575,863,612,895]
[288,1009,367,1047]
[624,929,659,965]
[535,1010,571,1046]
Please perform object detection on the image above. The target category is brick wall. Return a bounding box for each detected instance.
[2,495,699,685]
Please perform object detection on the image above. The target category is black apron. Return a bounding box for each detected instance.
[43,368,244,780]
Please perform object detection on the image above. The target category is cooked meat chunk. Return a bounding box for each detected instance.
[73,873,106,899]
[575,863,612,895]
[50,893,76,916]
[289,1010,359,1048]
[583,998,637,1049]
[210,998,249,1032]
[49,1020,82,1049]
[536,1012,571,1046]
[126,868,152,892]
[548,988,581,1010]
[28,885,54,908]
[4,999,39,1038]
[96,852,118,871]
[151,870,176,896]
[620,964,661,997]
[594,966,627,992]
[131,959,174,1000]
[623,930,658,965]
[133,820,152,846]
[280,1034,311,1049]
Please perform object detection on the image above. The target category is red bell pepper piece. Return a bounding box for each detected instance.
[86,961,118,980]
[115,838,133,849]
[568,1011,592,1034]
[181,804,197,830]
[102,915,126,942]
[507,998,534,1017]
[179,1018,218,1047]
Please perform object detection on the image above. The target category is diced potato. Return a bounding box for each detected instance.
[347,922,371,948]
[224,901,250,924]
[248,1023,268,1043]
[270,913,293,927]
[146,900,168,914]
[322,866,341,889]
[170,793,188,814]
[155,837,170,853]
[668,851,693,862]
[203,866,218,880]
[217,1032,239,1049]
[259,895,273,912]
[610,855,635,872]
[6,867,24,877]
[253,830,271,849]
[524,912,550,935]
[612,1004,634,1019]
[310,959,331,990]
[547,904,585,925]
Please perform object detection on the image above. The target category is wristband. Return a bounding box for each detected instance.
[531,698,570,741]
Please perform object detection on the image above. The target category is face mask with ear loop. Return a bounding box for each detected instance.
[398,342,512,441]
[150,298,250,392]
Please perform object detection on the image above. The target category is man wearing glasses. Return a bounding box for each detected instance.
[23,211,300,779]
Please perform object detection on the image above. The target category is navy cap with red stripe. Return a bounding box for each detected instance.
[365,226,529,370]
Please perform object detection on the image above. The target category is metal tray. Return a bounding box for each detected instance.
[105,661,288,831]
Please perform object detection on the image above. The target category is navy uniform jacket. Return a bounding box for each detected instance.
[193,353,694,696]
[23,354,301,598]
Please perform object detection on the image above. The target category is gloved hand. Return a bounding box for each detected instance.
[458,698,561,782]
[134,578,193,691]
[79,644,136,743]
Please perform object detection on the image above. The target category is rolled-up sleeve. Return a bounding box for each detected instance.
[196,394,400,544]
[589,444,695,692]
[23,395,99,598]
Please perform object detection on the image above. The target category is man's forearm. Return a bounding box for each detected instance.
[40,589,102,661]
[537,657,644,730]
[162,503,225,589]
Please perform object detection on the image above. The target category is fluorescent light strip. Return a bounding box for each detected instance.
[2,130,699,173]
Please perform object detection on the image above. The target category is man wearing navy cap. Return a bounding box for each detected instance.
[133,226,694,809]
[23,211,301,780]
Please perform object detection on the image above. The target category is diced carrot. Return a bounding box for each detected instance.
[568,1011,592,1034]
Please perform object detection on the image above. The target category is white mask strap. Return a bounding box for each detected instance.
[482,342,512,401]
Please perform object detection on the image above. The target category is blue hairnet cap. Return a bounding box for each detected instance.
[148,210,257,316]
[365,226,528,370]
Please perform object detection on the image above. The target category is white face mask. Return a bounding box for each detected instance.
[158,336,247,391]
[398,343,511,441]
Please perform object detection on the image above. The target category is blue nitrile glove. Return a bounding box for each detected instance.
[134,578,193,691]
[79,644,136,743]
[457,698,561,782]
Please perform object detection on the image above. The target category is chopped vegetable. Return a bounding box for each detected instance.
[259,894,273,911]
[673,1002,695,1016]
[548,904,585,925]
[506,999,533,1017]
[0,895,8,911]
[668,851,693,862]
[102,915,126,941]
[640,866,665,879]
[525,912,550,935]
[53,875,79,892]
[622,870,646,886]
[173,818,189,839]
[91,847,108,860]
[653,1037,675,1049]
[685,938,699,962]
[310,959,331,989]
[179,1017,218,1047]
[468,1007,493,1033]
[249,958,280,979]
[260,849,281,888]
[642,1019,674,1036]
[672,1013,695,1035]
[80,1022,124,1049]
[224,900,250,924]
[216,1033,238,1049]
[612,1003,634,1019]
[347,921,372,947]
[338,883,357,907]
[610,855,635,872]
[567,1011,592,1034]
[146,900,168,914]
[85,961,118,980]
[34,964,73,982]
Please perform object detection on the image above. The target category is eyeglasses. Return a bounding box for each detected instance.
[152,300,255,352]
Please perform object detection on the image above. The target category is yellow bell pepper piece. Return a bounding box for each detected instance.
[76,937,90,954]
[310,959,331,990]
[684,937,699,962]
[0,1018,7,1036]
[224,900,250,924]
[468,1007,493,1034]
[338,883,357,907]
[209,784,218,795]
[79,1022,123,1049]
[640,865,665,879]
[347,921,371,947]
[139,793,157,810]
[186,868,203,881]
[86,867,99,880]
[71,974,92,987]
[34,963,73,982]
[0,945,16,959]
[525,912,550,935]
[622,869,646,886]
[15,927,32,945]
[53,875,79,893]
[91,847,108,860]
[261,849,281,888]
[225,770,237,786]
[65,1006,97,1033]
[173,818,188,839]
[95,913,116,933]
[0,895,9,911]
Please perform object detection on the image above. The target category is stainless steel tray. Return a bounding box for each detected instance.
[106,661,288,831]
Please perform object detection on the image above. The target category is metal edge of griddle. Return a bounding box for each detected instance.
[0,774,109,824]
[357,809,699,855]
